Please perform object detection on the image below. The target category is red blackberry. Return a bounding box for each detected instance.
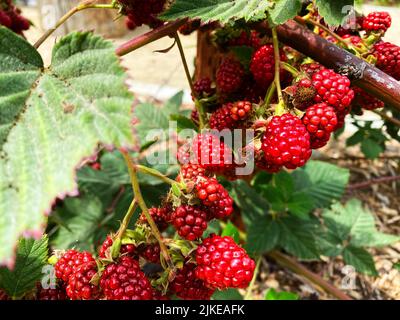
[119,0,166,30]
[195,177,234,219]
[153,290,170,300]
[362,11,391,33]
[66,261,99,300]
[209,104,236,130]
[293,78,317,110]
[195,235,255,289]
[371,41,400,80]
[250,44,287,89]
[179,19,201,35]
[171,205,209,241]
[36,283,67,300]
[139,243,161,263]
[100,256,153,300]
[230,101,253,121]
[216,58,244,94]
[55,250,95,283]
[191,109,199,125]
[0,10,12,28]
[310,131,331,149]
[228,30,261,49]
[353,87,384,111]
[177,144,192,165]
[193,77,214,99]
[261,113,312,169]
[139,206,172,231]
[302,103,338,137]
[170,263,214,300]
[191,133,234,172]
[178,163,208,181]
[311,69,354,113]
[300,63,325,76]
[99,236,136,259]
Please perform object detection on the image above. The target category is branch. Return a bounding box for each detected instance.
[115,19,188,56]
[253,20,400,112]
[268,251,353,300]
[373,110,400,127]
[347,175,400,191]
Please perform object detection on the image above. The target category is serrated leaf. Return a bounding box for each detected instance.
[265,288,299,300]
[315,0,355,26]
[51,195,104,252]
[160,0,272,24]
[0,236,48,298]
[278,216,320,260]
[292,161,349,209]
[323,199,400,248]
[0,30,135,266]
[170,114,198,132]
[246,217,280,254]
[269,0,302,25]
[342,246,377,276]
[212,288,243,300]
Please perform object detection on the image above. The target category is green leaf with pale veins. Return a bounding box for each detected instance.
[269,0,302,26]
[342,246,378,276]
[160,0,272,24]
[0,236,48,298]
[0,29,135,266]
[315,0,355,26]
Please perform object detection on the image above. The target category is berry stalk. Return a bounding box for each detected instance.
[271,27,285,115]
[115,197,137,241]
[34,0,117,49]
[121,150,175,273]
[136,164,180,186]
[244,256,261,300]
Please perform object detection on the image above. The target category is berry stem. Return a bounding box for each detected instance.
[280,62,300,77]
[136,164,179,186]
[34,0,117,49]
[271,28,283,105]
[174,33,195,94]
[121,150,175,273]
[115,197,138,241]
[174,32,206,129]
[244,256,261,300]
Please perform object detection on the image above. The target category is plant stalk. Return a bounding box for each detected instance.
[136,165,177,186]
[121,150,175,272]
[244,256,261,300]
[34,1,116,49]
[115,198,138,240]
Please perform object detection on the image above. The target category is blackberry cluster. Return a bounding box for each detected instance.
[118,0,166,30]
[0,0,30,35]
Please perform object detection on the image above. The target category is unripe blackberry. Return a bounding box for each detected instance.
[216,58,244,94]
[100,256,154,300]
[55,250,95,283]
[362,11,391,33]
[66,261,99,300]
[171,205,209,241]
[196,177,234,219]
[170,263,214,300]
[195,235,255,289]
[261,113,312,169]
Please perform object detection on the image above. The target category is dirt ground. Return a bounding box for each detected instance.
[19,4,400,300]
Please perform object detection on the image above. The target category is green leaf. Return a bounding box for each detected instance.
[51,195,104,252]
[278,216,320,260]
[170,114,198,132]
[212,288,243,300]
[269,0,302,25]
[160,0,272,24]
[0,236,48,298]
[246,217,280,254]
[265,288,299,300]
[323,199,400,248]
[230,180,270,226]
[315,0,355,26]
[221,221,240,243]
[292,161,349,209]
[361,138,384,159]
[342,246,377,276]
[229,46,254,70]
[135,92,184,148]
[0,30,135,266]
[346,130,365,146]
